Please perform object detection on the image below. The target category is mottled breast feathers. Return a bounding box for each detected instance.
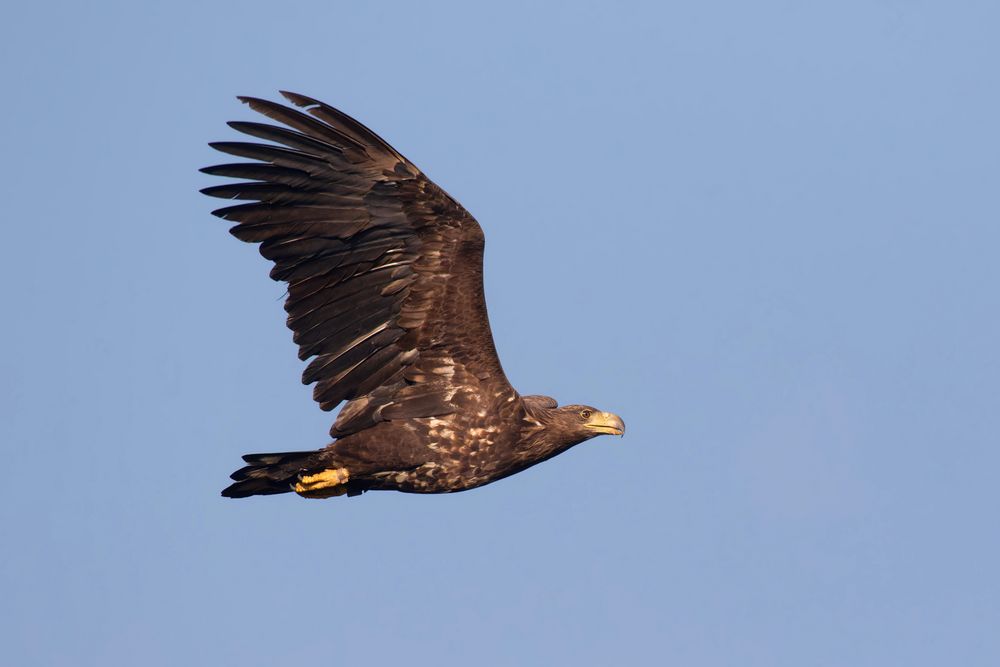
[201,92,511,438]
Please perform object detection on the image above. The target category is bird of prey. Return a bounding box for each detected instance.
[202,92,625,499]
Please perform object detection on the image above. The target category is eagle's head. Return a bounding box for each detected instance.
[560,404,626,439]
[532,404,626,448]
[521,396,625,451]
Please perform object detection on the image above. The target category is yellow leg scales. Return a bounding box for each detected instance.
[294,467,350,499]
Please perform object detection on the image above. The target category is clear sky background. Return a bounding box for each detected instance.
[1,1,997,665]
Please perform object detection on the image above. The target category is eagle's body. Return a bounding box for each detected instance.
[203,92,624,499]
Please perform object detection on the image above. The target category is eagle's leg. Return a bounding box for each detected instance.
[294,467,351,498]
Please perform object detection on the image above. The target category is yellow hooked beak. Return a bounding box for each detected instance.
[584,411,626,437]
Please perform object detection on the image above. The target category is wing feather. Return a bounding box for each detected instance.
[203,93,512,437]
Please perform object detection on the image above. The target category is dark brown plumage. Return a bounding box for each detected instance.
[202,92,624,499]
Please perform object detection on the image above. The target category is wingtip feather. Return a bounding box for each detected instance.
[280,90,318,107]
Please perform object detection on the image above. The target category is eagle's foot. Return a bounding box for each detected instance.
[294,467,350,498]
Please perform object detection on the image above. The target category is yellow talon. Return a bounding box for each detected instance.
[294,467,350,498]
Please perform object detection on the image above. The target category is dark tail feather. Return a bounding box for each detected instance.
[221,451,316,498]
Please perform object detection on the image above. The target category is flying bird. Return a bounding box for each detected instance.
[202,92,625,499]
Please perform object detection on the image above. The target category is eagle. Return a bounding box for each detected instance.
[202,92,625,499]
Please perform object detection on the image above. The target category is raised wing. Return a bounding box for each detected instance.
[202,93,511,437]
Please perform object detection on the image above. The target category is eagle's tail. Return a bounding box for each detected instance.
[221,451,317,498]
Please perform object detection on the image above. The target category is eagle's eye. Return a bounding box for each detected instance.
[580,409,592,419]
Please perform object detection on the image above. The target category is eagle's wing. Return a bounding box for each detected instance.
[202,93,512,437]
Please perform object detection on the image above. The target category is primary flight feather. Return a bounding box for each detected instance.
[202,92,624,499]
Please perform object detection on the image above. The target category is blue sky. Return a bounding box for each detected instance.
[2,1,998,665]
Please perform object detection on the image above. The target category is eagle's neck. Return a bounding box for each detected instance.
[514,408,587,465]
